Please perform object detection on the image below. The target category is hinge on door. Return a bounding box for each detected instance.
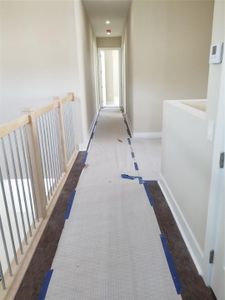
[209,250,214,264]
[219,152,225,168]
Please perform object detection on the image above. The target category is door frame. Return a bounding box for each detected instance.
[203,39,225,294]
[97,47,122,108]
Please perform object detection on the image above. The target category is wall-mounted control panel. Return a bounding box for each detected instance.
[209,42,224,64]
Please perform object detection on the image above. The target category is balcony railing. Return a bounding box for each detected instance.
[0,93,77,299]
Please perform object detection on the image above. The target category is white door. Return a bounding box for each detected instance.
[98,49,121,107]
[98,50,106,107]
[209,37,225,300]
[211,199,225,300]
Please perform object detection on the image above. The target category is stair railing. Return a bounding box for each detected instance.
[0,93,77,300]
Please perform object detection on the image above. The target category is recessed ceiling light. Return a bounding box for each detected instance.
[107,32,111,35]
[106,20,110,24]
[106,29,111,35]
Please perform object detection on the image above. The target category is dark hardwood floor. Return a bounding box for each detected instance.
[147,181,217,300]
[14,152,87,300]
[14,154,216,300]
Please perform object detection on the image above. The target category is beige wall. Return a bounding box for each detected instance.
[74,0,98,148]
[160,0,225,279]
[121,33,127,112]
[125,0,213,134]
[0,1,2,122]
[0,1,79,122]
[0,0,97,149]
[97,37,121,48]
[207,0,225,121]
[124,11,134,130]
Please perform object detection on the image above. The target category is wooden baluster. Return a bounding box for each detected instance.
[27,112,47,218]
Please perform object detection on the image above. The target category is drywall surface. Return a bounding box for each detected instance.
[161,101,212,272]
[124,9,134,130]
[0,0,79,123]
[0,0,97,149]
[207,0,225,121]
[125,0,213,134]
[121,33,127,112]
[74,0,98,148]
[0,1,4,121]
[0,1,3,122]
[97,37,121,48]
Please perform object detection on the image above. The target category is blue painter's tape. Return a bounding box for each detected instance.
[134,162,139,171]
[138,177,144,184]
[64,191,76,219]
[160,234,182,294]
[143,181,154,206]
[121,174,136,180]
[82,152,88,165]
[131,152,135,158]
[123,117,132,138]
[121,174,142,182]
[127,138,131,145]
[38,269,54,300]
[127,129,131,137]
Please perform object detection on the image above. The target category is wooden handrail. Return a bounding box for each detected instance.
[61,92,75,104]
[0,93,75,138]
[0,115,29,139]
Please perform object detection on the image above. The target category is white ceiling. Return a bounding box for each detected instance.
[83,0,131,37]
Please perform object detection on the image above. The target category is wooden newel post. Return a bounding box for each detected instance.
[27,113,47,219]
[68,92,75,101]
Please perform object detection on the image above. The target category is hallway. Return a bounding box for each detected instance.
[43,109,179,299]
[0,0,224,299]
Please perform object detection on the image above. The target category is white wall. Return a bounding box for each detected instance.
[125,0,213,135]
[161,101,212,274]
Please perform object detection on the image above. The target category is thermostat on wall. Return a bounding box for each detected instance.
[209,42,224,64]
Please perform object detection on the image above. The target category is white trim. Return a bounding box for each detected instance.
[158,174,204,275]
[203,26,225,289]
[79,111,99,151]
[98,47,122,50]
[133,132,162,139]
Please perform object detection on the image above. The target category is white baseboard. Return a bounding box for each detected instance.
[133,132,162,139]
[158,174,204,275]
[79,111,99,151]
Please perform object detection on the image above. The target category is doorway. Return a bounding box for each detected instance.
[98,49,121,108]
